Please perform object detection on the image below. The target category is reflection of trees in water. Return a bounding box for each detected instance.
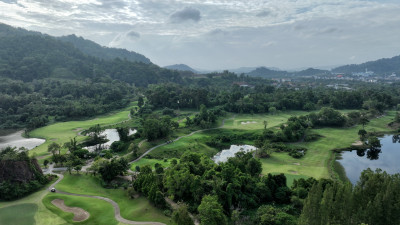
[392,135,400,143]
[356,148,382,160]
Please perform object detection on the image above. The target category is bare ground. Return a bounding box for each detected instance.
[51,199,89,222]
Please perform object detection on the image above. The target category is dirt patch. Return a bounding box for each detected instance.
[51,138,58,141]
[352,140,364,146]
[293,162,300,166]
[73,128,83,132]
[240,121,257,125]
[288,170,298,174]
[52,199,89,222]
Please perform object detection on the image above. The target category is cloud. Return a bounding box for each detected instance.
[126,30,140,39]
[256,10,271,17]
[170,7,201,23]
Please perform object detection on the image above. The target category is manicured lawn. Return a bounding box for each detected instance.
[222,111,310,130]
[0,178,70,225]
[130,158,178,171]
[55,174,172,224]
[148,132,219,159]
[43,193,119,225]
[29,104,136,158]
[261,111,396,180]
[0,203,37,225]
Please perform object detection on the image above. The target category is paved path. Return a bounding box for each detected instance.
[129,116,233,164]
[48,174,165,225]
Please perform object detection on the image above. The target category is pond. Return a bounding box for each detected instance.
[337,134,400,184]
[0,130,45,150]
[84,128,136,152]
[213,145,257,164]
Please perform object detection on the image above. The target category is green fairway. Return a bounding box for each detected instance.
[130,158,178,171]
[43,193,119,225]
[222,111,310,130]
[261,111,396,180]
[0,203,37,225]
[29,104,135,158]
[55,174,172,224]
[0,179,70,225]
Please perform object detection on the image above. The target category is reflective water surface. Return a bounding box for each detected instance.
[337,135,400,184]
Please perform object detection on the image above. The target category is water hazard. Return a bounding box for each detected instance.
[0,130,45,150]
[213,145,257,163]
[337,134,400,184]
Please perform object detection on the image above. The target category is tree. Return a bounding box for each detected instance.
[395,112,400,123]
[358,129,367,141]
[138,96,144,108]
[116,127,129,142]
[172,203,194,225]
[263,120,268,130]
[198,195,227,225]
[44,159,49,168]
[360,114,370,129]
[48,142,61,157]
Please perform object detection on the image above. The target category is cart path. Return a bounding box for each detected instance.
[129,116,234,164]
[48,174,166,225]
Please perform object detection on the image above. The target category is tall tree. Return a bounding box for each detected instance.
[198,195,227,225]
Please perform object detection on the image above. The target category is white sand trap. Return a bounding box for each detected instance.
[240,121,257,125]
[352,140,364,146]
[52,199,89,222]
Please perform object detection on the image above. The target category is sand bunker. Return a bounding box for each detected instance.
[52,199,89,222]
[240,121,257,125]
[352,140,364,146]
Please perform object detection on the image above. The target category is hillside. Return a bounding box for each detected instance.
[332,54,400,74]
[247,67,288,78]
[0,23,184,129]
[164,64,197,73]
[58,34,151,63]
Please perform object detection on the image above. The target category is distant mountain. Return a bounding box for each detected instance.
[295,68,330,76]
[332,55,400,74]
[58,34,151,64]
[164,64,197,73]
[247,67,288,78]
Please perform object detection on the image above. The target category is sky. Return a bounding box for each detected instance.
[1,0,400,70]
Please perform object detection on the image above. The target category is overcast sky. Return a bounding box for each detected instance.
[1,0,400,70]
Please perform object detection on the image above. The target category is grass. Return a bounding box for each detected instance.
[43,193,119,225]
[222,111,310,130]
[261,111,396,180]
[0,177,70,225]
[0,203,37,225]
[29,103,136,158]
[130,158,178,171]
[55,174,172,224]
[148,132,219,159]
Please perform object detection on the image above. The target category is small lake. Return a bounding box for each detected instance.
[213,145,257,164]
[84,128,136,152]
[0,130,45,150]
[337,135,400,184]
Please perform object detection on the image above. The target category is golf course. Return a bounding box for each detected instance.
[0,105,397,224]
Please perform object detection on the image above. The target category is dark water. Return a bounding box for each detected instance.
[337,135,400,184]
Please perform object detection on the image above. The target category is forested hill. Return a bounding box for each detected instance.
[332,54,400,74]
[0,23,182,85]
[58,34,151,64]
[164,64,198,73]
[247,67,288,78]
[0,23,184,129]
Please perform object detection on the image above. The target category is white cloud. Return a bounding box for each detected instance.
[0,0,399,70]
